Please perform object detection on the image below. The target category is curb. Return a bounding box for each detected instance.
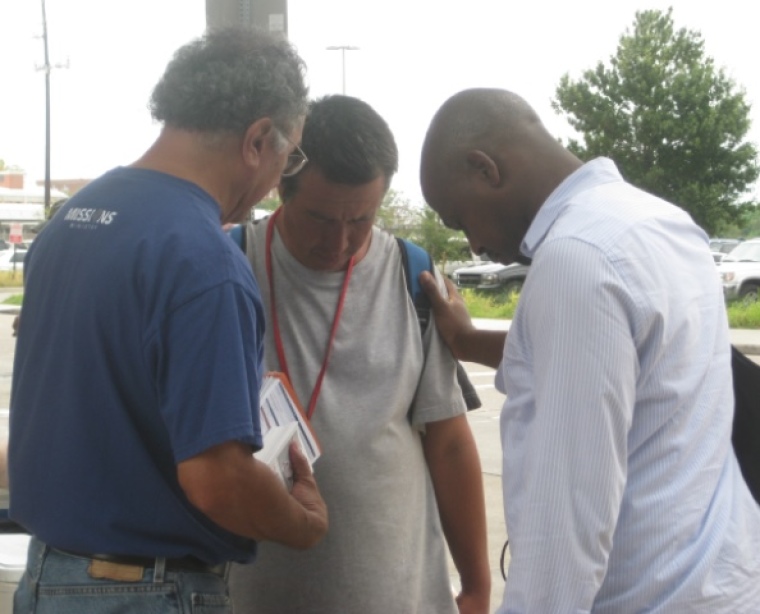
[735,344,760,356]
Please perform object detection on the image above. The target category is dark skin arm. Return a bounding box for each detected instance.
[178,440,328,549]
[419,272,506,370]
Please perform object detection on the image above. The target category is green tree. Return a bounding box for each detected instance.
[720,204,760,239]
[741,206,760,238]
[376,190,464,264]
[376,189,417,238]
[0,159,23,172]
[552,8,758,235]
[414,207,464,266]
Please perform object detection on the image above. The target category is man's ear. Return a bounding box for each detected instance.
[243,117,276,168]
[465,150,501,187]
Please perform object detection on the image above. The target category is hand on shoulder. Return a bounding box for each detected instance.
[419,271,475,359]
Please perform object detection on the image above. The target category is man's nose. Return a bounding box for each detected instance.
[323,222,350,251]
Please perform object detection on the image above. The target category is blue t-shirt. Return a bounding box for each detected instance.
[9,167,264,564]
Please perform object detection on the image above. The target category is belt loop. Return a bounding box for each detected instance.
[28,536,49,581]
[153,557,166,583]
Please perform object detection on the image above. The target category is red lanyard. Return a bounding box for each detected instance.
[265,207,355,419]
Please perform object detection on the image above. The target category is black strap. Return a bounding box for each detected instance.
[731,345,760,505]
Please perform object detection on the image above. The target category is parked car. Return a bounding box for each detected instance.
[440,255,479,279]
[0,249,27,272]
[452,257,530,294]
[718,238,760,301]
[710,238,742,264]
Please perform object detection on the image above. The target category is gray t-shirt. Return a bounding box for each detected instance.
[229,220,465,613]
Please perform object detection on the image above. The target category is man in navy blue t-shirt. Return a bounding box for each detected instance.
[9,27,327,613]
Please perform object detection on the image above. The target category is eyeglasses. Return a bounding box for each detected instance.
[276,129,309,178]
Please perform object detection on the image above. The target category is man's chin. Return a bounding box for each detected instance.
[309,252,351,271]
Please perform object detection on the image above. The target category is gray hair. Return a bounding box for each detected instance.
[149,27,308,136]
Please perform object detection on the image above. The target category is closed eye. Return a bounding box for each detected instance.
[308,211,334,223]
[307,211,373,225]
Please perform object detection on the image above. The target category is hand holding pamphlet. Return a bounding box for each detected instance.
[255,372,321,490]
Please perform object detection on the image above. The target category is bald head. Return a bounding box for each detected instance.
[422,89,557,178]
[419,88,582,264]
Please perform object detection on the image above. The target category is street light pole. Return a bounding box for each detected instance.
[37,0,68,217]
[41,0,51,213]
[326,45,359,95]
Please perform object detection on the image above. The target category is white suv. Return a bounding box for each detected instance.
[718,238,760,301]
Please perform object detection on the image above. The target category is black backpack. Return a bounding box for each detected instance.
[731,346,760,505]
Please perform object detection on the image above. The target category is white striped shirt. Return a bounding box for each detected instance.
[496,158,760,613]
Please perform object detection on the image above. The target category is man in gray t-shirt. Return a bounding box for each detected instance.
[229,95,490,613]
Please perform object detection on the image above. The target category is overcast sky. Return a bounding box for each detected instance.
[3,0,759,204]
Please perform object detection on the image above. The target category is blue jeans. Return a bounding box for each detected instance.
[14,537,232,613]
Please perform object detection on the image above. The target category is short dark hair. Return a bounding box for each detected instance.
[149,27,308,136]
[280,95,398,201]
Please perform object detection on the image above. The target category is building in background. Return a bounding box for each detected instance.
[0,172,67,243]
[205,0,288,38]
[36,178,90,197]
[0,171,24,191]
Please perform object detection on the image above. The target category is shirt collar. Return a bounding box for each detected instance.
[520,157,622,260]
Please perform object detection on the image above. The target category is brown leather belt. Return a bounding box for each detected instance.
[55,548,227,576]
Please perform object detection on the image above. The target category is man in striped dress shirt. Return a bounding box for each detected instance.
[418,87,760,613]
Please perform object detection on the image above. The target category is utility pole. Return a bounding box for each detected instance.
[37,0,68,216]
[41,0,51,214]
[326,45,359,95]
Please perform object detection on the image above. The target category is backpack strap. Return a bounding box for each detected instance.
[228,217,267,266]
[228,223,246,253]
[396,237,434,332]
[396,237,482,411]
